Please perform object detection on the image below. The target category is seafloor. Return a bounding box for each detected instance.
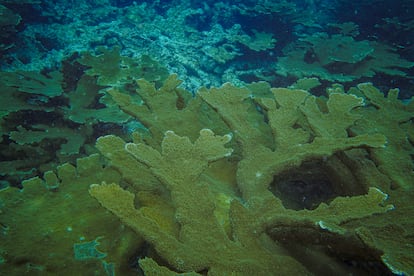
[0,0,413,275]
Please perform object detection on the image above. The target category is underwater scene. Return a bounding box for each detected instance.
[0,0,413,275]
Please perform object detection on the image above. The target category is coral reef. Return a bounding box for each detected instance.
[0,50,169,186]
[276,33,414,82]
[0,24,413,271]
[84,76,411,274]
[1,65,413,273]
[348,83,414,190]
[0,0,413,272]
[3,1,411,92]
[0,154,141,275]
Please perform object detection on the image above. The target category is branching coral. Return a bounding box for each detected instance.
[0,70,63,97]
[199,84,387,211]
[87,77,411,274]
[1,57,413,274]
[78,47,169,87]
[64,75,130,124]
[89,128,393,274]
[108,74,229,146]
[1,1,413,273]
[90,130,310,274]
[350,83,414,190]
[0,49,171,186]
[0,154,142,275]
[276,33,414,82]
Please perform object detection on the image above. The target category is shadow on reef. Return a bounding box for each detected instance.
[269,156,366,210]
[127,233,394,276]
[272,230,394,276]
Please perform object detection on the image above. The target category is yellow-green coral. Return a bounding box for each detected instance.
[108,74,229,145]
[0,154,141,275]
[90,128,392,274]
[64,75,130,124]
[90,130,310,274]
[0,71,63,97]
[276,33,414,82]
[78,47,169,86]
[87,78,410,274]
[201,84,386,207]
[2,73,414,274]
[350,83,414,190]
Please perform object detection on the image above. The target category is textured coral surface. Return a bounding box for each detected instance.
[2,71,412,274]
[0,1,413,274]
